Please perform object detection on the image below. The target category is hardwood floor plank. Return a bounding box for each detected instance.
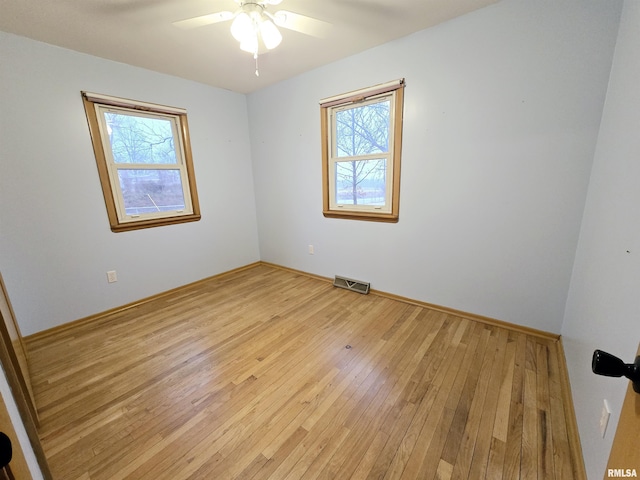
[252,426,309,480]
[440,324,491,469]
[409,323,481,480]
[25,264,579,480]
[349,430,389,480]
[521,338,539,480]
[467,328,510,480]
[391,321,483,479]
[485,335,517,479]
[547,341,575,480]
[436,460,453,480]
[502,332,527,480]
[536,342,554,479]
[449,328,499,479]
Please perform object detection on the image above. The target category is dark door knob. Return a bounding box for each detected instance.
[592,350,640,394]
[0,432,13,480]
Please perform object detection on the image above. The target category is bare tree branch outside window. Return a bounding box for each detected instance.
[335,99,390,205]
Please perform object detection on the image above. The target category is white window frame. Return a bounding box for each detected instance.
[320,79,405,222]
[82,92,200,232]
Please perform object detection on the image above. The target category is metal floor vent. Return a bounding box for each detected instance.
[333,275,370,295]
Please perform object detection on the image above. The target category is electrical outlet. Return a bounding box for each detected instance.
[308,245,314,255]
[600,399,611,438]
[106,270,118,283]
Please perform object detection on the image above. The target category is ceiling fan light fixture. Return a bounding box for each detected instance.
[259,19,282,49]
[230,12,253,42]
[239,32,259,54]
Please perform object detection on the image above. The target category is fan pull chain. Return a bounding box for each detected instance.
[254,52,260,77]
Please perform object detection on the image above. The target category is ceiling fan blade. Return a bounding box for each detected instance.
[272,10,331,38]
[173,11,234,29]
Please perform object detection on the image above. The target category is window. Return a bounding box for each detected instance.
[82,92,200,232]
[320,79,405,222]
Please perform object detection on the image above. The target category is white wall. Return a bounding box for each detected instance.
[0,32,260,335]
[248,0,621,334]
[562,1,640,478]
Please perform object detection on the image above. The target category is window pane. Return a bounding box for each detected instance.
[335,159,387,205]
[105,112,177,165]
[335,99,390,157]
[117,169,186,215]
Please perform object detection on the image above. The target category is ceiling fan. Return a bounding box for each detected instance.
[173,0,331,58]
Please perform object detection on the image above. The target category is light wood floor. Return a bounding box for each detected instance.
[26,264,580,479]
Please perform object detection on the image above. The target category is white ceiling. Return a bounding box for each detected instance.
[0,0,499,94]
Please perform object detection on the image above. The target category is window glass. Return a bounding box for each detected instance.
[104,112,177,165]
[335,99,390,157]
[335,159,387,206]
[116,169,186,215]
